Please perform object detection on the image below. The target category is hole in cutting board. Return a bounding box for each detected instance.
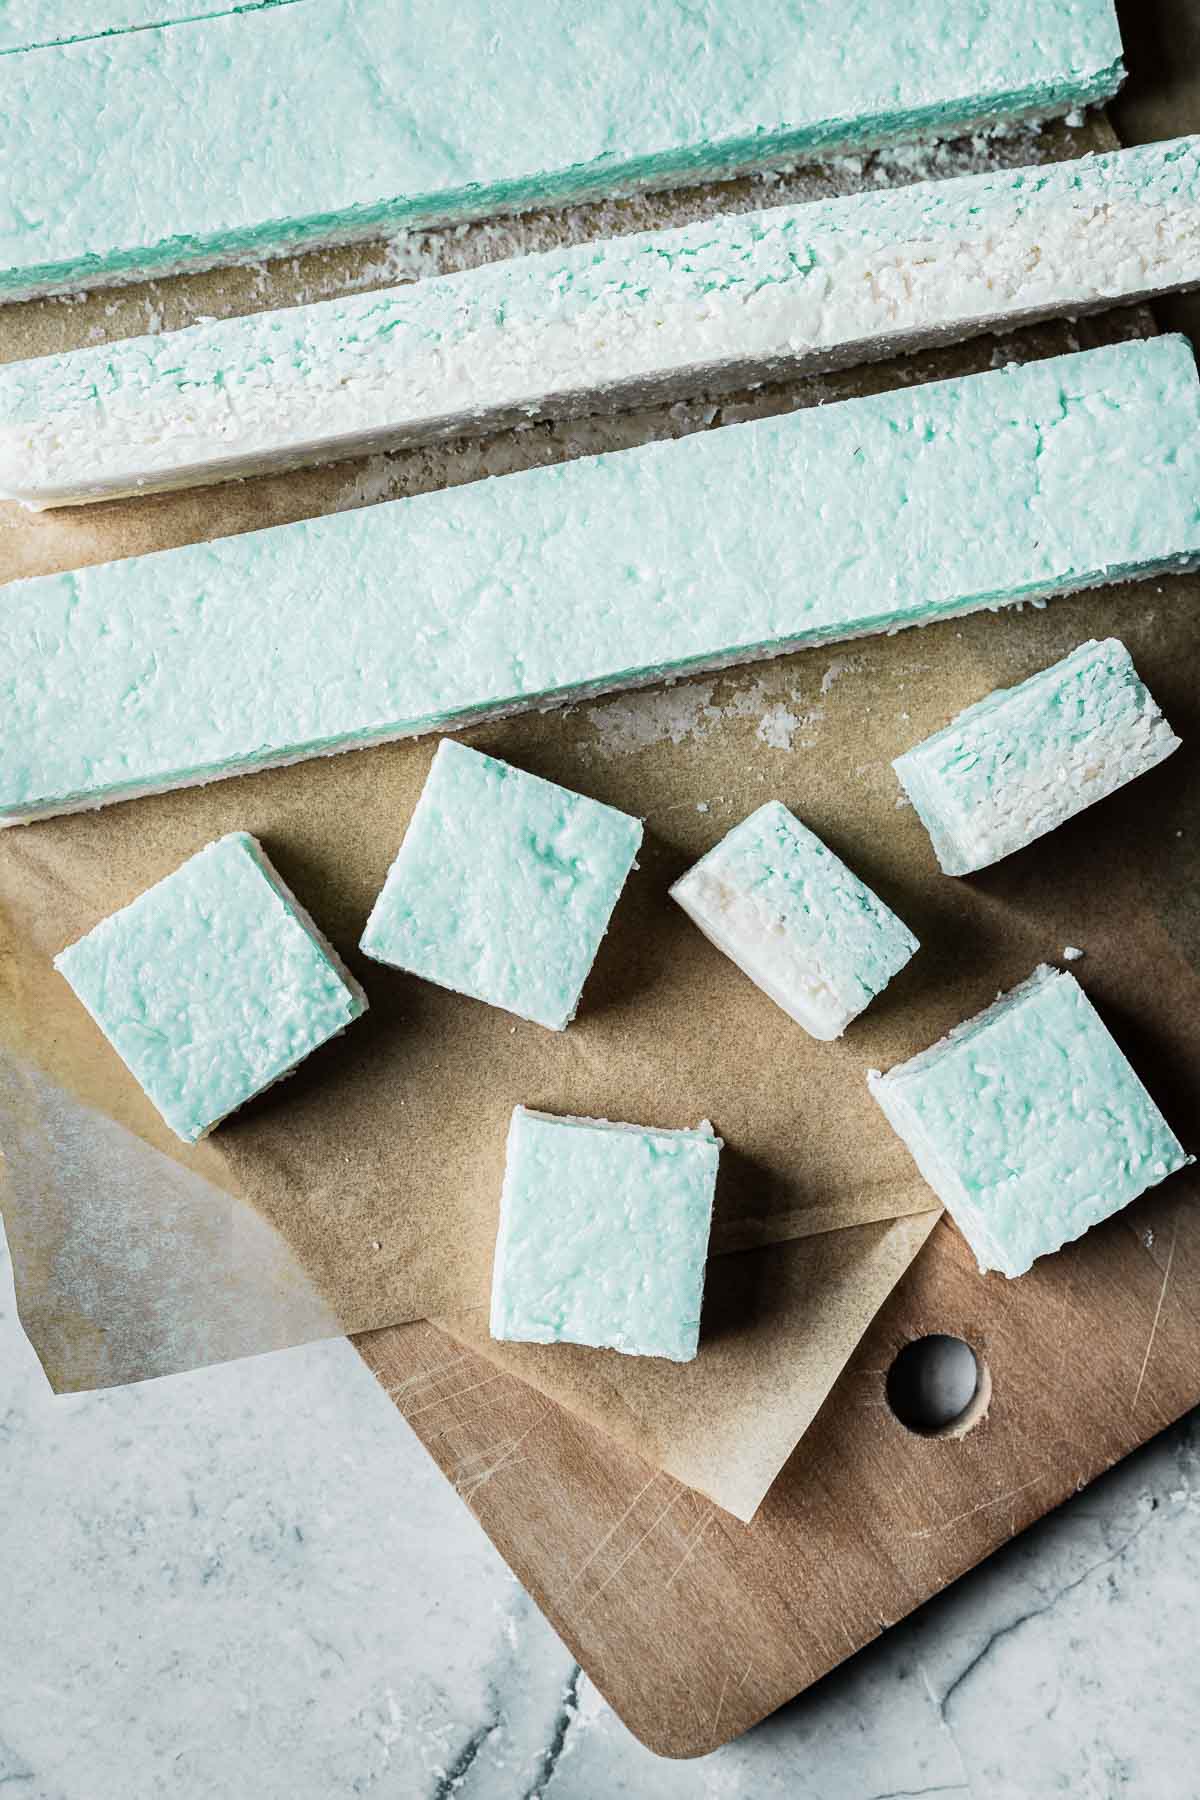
[886,1334,990,1438]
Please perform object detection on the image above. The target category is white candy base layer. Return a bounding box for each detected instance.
[675,899,853,1039]
[5,135,1200,509]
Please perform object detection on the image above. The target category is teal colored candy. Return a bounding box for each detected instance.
[54,832,367,1142]
[671,802,918,1039]
[4,338,1199,828]
[869,966,1191,1277]
[0,0,1123,298]
[895,637,1180,873]
[490,1108,721,1361]
[360,740,642,1031]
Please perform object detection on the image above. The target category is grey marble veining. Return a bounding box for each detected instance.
[2,1221,1196,1800]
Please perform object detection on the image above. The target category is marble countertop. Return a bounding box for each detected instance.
[2,1222,1196,1800]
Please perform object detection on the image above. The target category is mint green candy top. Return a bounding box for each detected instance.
[0,0,1123,299]
[671,802,918,1039]
[869,966,1191,1278]
[360,740,642,1031]
[895,636,1180,873]
[5,338,1199,828]
[490,1108,721,1361]
[54,832,367,1142]
[0,2,290,54]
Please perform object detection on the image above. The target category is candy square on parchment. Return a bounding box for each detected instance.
[360,739,642,1030]
[490,1107,721,1362]
[671,800,918,1040]
[54,831,367,1143]
[893,637,1179,875]
[869,965,1191,1277]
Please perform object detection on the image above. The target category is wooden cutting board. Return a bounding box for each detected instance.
[357,1184,1199,1756]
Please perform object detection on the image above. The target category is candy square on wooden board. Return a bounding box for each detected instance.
[360,739,643,1030]
[489,1108,722,1362]
[670,801,919,1040]
[894,637,1180,875]
[868,965,1192,1277]
[53,831,367,1143]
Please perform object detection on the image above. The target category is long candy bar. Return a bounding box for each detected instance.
[0,0,1124,300]
[7,135,1196,510]
[3,338,1198,827]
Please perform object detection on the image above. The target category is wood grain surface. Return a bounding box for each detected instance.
[357,1178,1199,1757]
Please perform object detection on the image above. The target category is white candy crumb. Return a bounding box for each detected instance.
[820,654,862,695]
[756,704,802,750]
[696,801,709,814]
[586,681,719,752]
[1062,945,1085,962]
[332,453,401,512]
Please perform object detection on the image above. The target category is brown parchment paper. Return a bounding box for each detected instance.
[3,108,1199,1513]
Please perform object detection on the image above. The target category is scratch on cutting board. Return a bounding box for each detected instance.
[576,1492,684,1616]
[454,1409,552,1500]
[563,1473,661,1592]
[685,1686,708,1745]
[826,1559,861,1654]
[661,1508,717,1591]
[908,1474,1047,1541]
[710,1671,732,1742]
[431,1403,531,1441]
[710,1661,753,1742]
[405,1371,504,1420]
[383,1353,472,1399]
[1131,1218,1179,1416]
